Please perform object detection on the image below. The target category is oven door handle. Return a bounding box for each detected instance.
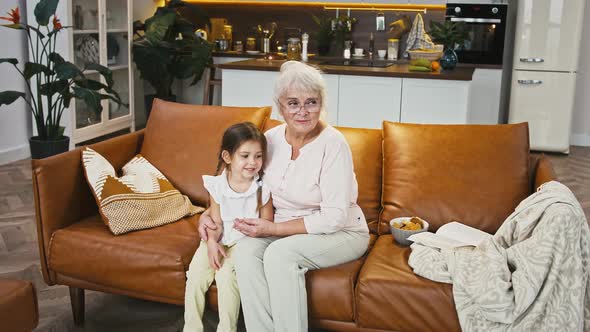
[519,57,545,63]
[449,17,502,23]
[517,79,543,85]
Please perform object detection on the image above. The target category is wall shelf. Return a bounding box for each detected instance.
[182,1,446,11]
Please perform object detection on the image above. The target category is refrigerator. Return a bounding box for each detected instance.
[508,0,585,153]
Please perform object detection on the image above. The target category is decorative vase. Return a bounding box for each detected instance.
[440,48,458,70]
[29,136,70,159]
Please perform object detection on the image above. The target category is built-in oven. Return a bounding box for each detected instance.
[445,3,508,65]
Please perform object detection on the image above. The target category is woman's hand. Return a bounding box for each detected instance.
[198,212,218,241]
[234,218,277,238]
[206,240,226,271]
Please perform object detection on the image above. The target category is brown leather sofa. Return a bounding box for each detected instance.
[32,99,557,331]
[0,279,39,332]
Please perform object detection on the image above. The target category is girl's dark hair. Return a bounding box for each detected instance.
[215,122,267,211]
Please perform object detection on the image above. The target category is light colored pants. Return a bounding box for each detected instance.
[184,241,239,332]
[233,230,370,332]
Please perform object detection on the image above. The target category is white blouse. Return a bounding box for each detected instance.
[203,170,271,245]
[264,124,368,235]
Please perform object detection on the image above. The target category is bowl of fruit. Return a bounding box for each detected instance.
[390,217,429,246]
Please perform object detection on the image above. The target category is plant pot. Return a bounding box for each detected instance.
[440,48,458,70]
[144,94,177,120]
[29,136,70,159]
[317,44,331,56]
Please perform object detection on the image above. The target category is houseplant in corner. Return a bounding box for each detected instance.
[0,0,124,159]
[132,0,213,118]
[428,20,468,70]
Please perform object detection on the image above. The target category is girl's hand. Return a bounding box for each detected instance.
[234,218,276,238]
[198,213,218,241]
[206,240,227,271]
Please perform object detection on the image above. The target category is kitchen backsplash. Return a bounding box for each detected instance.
[183,4,445,57]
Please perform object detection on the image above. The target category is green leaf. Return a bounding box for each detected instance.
[72,86,102,113]
[24,62,52,80]
[34,0,59,26]
[40,80,68,96]
[54,61,83,80]
[144,11,176,44]
[0,91,26,106]
[84,63,113,88]
[48,52,65,65]
[0,58,18,65]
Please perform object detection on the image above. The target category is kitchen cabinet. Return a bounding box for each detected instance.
[513,0,585,72]
[400,78,470,124]
[509,70,576,153]
[338,76,402,129]
[221,68,472,128]
[468,68,502,124]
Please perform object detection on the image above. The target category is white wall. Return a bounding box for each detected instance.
[0,0,32,164]
[571,2,590,146]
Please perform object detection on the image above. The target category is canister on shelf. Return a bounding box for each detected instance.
[388,38,399,61]
[234,40,243,52]
[287,37,301,61]
[223,24,233,46]
[246,37,257,51]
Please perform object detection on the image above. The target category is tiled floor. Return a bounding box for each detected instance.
[0,147,588,331]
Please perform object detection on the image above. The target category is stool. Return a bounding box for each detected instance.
[0,279,39,332]
[202,65,222,105]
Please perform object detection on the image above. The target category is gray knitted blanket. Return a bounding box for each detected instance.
[409,181,590,332]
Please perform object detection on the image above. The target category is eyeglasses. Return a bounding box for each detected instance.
[281,99,321,114]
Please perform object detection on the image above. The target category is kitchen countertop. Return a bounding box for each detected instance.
[217,58,475,81]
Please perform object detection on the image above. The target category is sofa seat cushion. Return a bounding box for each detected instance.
[379,122,531,234]
[140,99,271,207]
[48,214,201,302]
[356,235,460,332]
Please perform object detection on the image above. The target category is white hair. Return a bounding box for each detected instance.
[273,61,327,115]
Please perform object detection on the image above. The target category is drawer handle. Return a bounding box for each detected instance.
[519,57,545,63]
[518,79,543,85]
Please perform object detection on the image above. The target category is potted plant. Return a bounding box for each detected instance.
[428,20,469,70]
[332,14,357,56]
[0,0,124,159]
[132,0,213,118]
[311,14,334,56]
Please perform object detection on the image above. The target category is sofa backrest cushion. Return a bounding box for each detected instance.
[140,99,271,206]
[380,121,530,235]
[338,127,383,234]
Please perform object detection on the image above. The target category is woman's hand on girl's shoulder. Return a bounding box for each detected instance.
[234,218,276,238]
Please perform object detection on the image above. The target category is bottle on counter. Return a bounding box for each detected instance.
[344,40,352,59]
[301,33,309,62]
[388,38,399,61]
[368,32,375,58]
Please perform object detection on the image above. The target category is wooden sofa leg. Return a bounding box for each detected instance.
[68,287,85,326]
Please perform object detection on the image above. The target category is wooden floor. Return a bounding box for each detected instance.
[0,147,589,331]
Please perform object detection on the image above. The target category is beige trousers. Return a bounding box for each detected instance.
[233,230,370,332]
[183,241,239,332]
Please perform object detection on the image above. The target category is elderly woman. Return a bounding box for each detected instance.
[199,61,369,331]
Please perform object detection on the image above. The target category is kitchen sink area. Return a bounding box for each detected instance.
[320,59,396,68]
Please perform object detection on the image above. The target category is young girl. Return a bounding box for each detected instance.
[184,122,273,332]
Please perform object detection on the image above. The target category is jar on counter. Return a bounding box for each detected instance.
[223,24,233,47]
[287,37,301,61]
[387,38,399,61]
[246,37,257,52]
[234,40,243,52]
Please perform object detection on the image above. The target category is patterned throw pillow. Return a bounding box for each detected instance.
[82,147,203,235]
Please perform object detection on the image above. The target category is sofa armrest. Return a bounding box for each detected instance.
[32,130,144,285]
[529,154,557,191]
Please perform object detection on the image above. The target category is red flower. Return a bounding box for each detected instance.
[0,7,20,24]
[52,15,62,30]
